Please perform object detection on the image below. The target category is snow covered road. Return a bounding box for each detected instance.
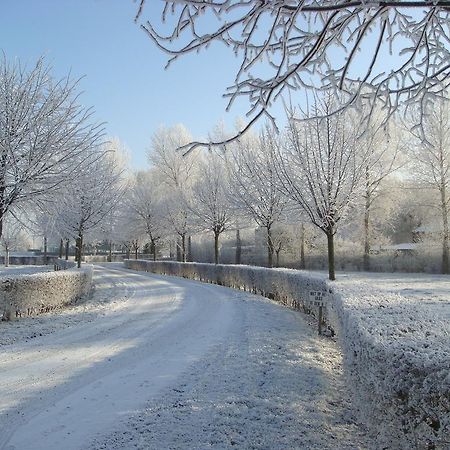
[0,264,367,449]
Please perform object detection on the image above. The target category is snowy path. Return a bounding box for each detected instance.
[0,264,367,449]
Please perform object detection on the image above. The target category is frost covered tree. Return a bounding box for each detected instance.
[271,224,294,268]
[33,213,56,265]
[149,125,197,187]
[117,212,147,260]
[227,127,288,268]
[278,95,369,280]
[360,119,403,270]
[55,142,124,267]
[135,0,450,149]
[408,97,450,274]
[0,217,30,266]
[148,125,197,261]
[189,152,232,264]
[128,170,165,261]
[0,56,103,238]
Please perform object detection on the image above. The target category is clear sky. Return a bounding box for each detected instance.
[0,0,253,168]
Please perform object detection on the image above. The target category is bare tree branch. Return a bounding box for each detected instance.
[136,0,450,150]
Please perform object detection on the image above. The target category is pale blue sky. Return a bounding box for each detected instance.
[0,0,253,168]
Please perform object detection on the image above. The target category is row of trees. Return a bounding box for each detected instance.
[1,55,448,279]
[0,56,125,267]
[119,95,448,280]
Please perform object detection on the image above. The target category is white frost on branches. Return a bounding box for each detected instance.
[135,0,450,150]
[0,56,103,236]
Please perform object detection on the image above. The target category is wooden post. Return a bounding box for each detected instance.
[309,290,327,336]
[318,305,323,335]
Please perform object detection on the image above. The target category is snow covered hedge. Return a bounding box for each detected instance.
[124,259,330,317]
[331,290,449,450]
[0,262,92,320]
[125,260,449,449]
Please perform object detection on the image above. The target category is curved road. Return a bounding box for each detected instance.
[0,264,367,449]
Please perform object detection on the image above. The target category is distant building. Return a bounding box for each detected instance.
[412,224,441,243]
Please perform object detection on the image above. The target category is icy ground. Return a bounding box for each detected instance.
[0,263,368,449]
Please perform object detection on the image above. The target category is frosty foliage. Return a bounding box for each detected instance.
[407,97,450,273]
[54,142,124,242]
[0,56,103,237]
[227,127,289,266]
[127,170,166,259]
[124,259,328,313]
[279,95,368,235]
[148,124,197,187]
[0,218,30,266]
[228,127,288,229]
[330,276,450,449]
[135,0,450,149]
[147,125,200,261]
[189,152,233,263]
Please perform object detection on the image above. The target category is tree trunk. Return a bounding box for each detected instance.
[300,223,305,269]
[327,231,336,281]
[152,240,157,261]
[214,231,220,265]
[0,179,5,239]
[267,225,273,268]
[59,239,63,259]
[76,234,83,268]
[75,238,79,266]
[187,235,192,262]
[65,239,69,260]
[43,236,48,265]
[108,240,112,262]
[135,246,138,259]
[176,240,181,262]
[235,228,241,265]
[441,184,449,274]
[181,234,186,262]
[276,250,280,268]
[363,168,371,271]
[5,248,9,267]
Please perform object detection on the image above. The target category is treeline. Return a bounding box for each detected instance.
[1,57,448,278]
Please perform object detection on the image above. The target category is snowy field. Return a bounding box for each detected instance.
[326,271,449,370]
[308,270,449,359]
[0,263,368,449]
[328,270,450,319]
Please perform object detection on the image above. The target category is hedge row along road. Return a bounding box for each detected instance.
[0,263,368,450]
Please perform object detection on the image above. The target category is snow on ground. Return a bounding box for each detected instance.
[324,270,450,358]
[0,263,368,449]
[0,265,53,277]
[317,270,450,448]
[304,270,449,357]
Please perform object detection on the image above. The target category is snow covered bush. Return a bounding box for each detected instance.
[0,263,92,320]
[124,260,330,323]
[330,289,449,450]
[125,260,449,449]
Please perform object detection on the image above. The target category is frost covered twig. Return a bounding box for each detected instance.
[135,0,450,150]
